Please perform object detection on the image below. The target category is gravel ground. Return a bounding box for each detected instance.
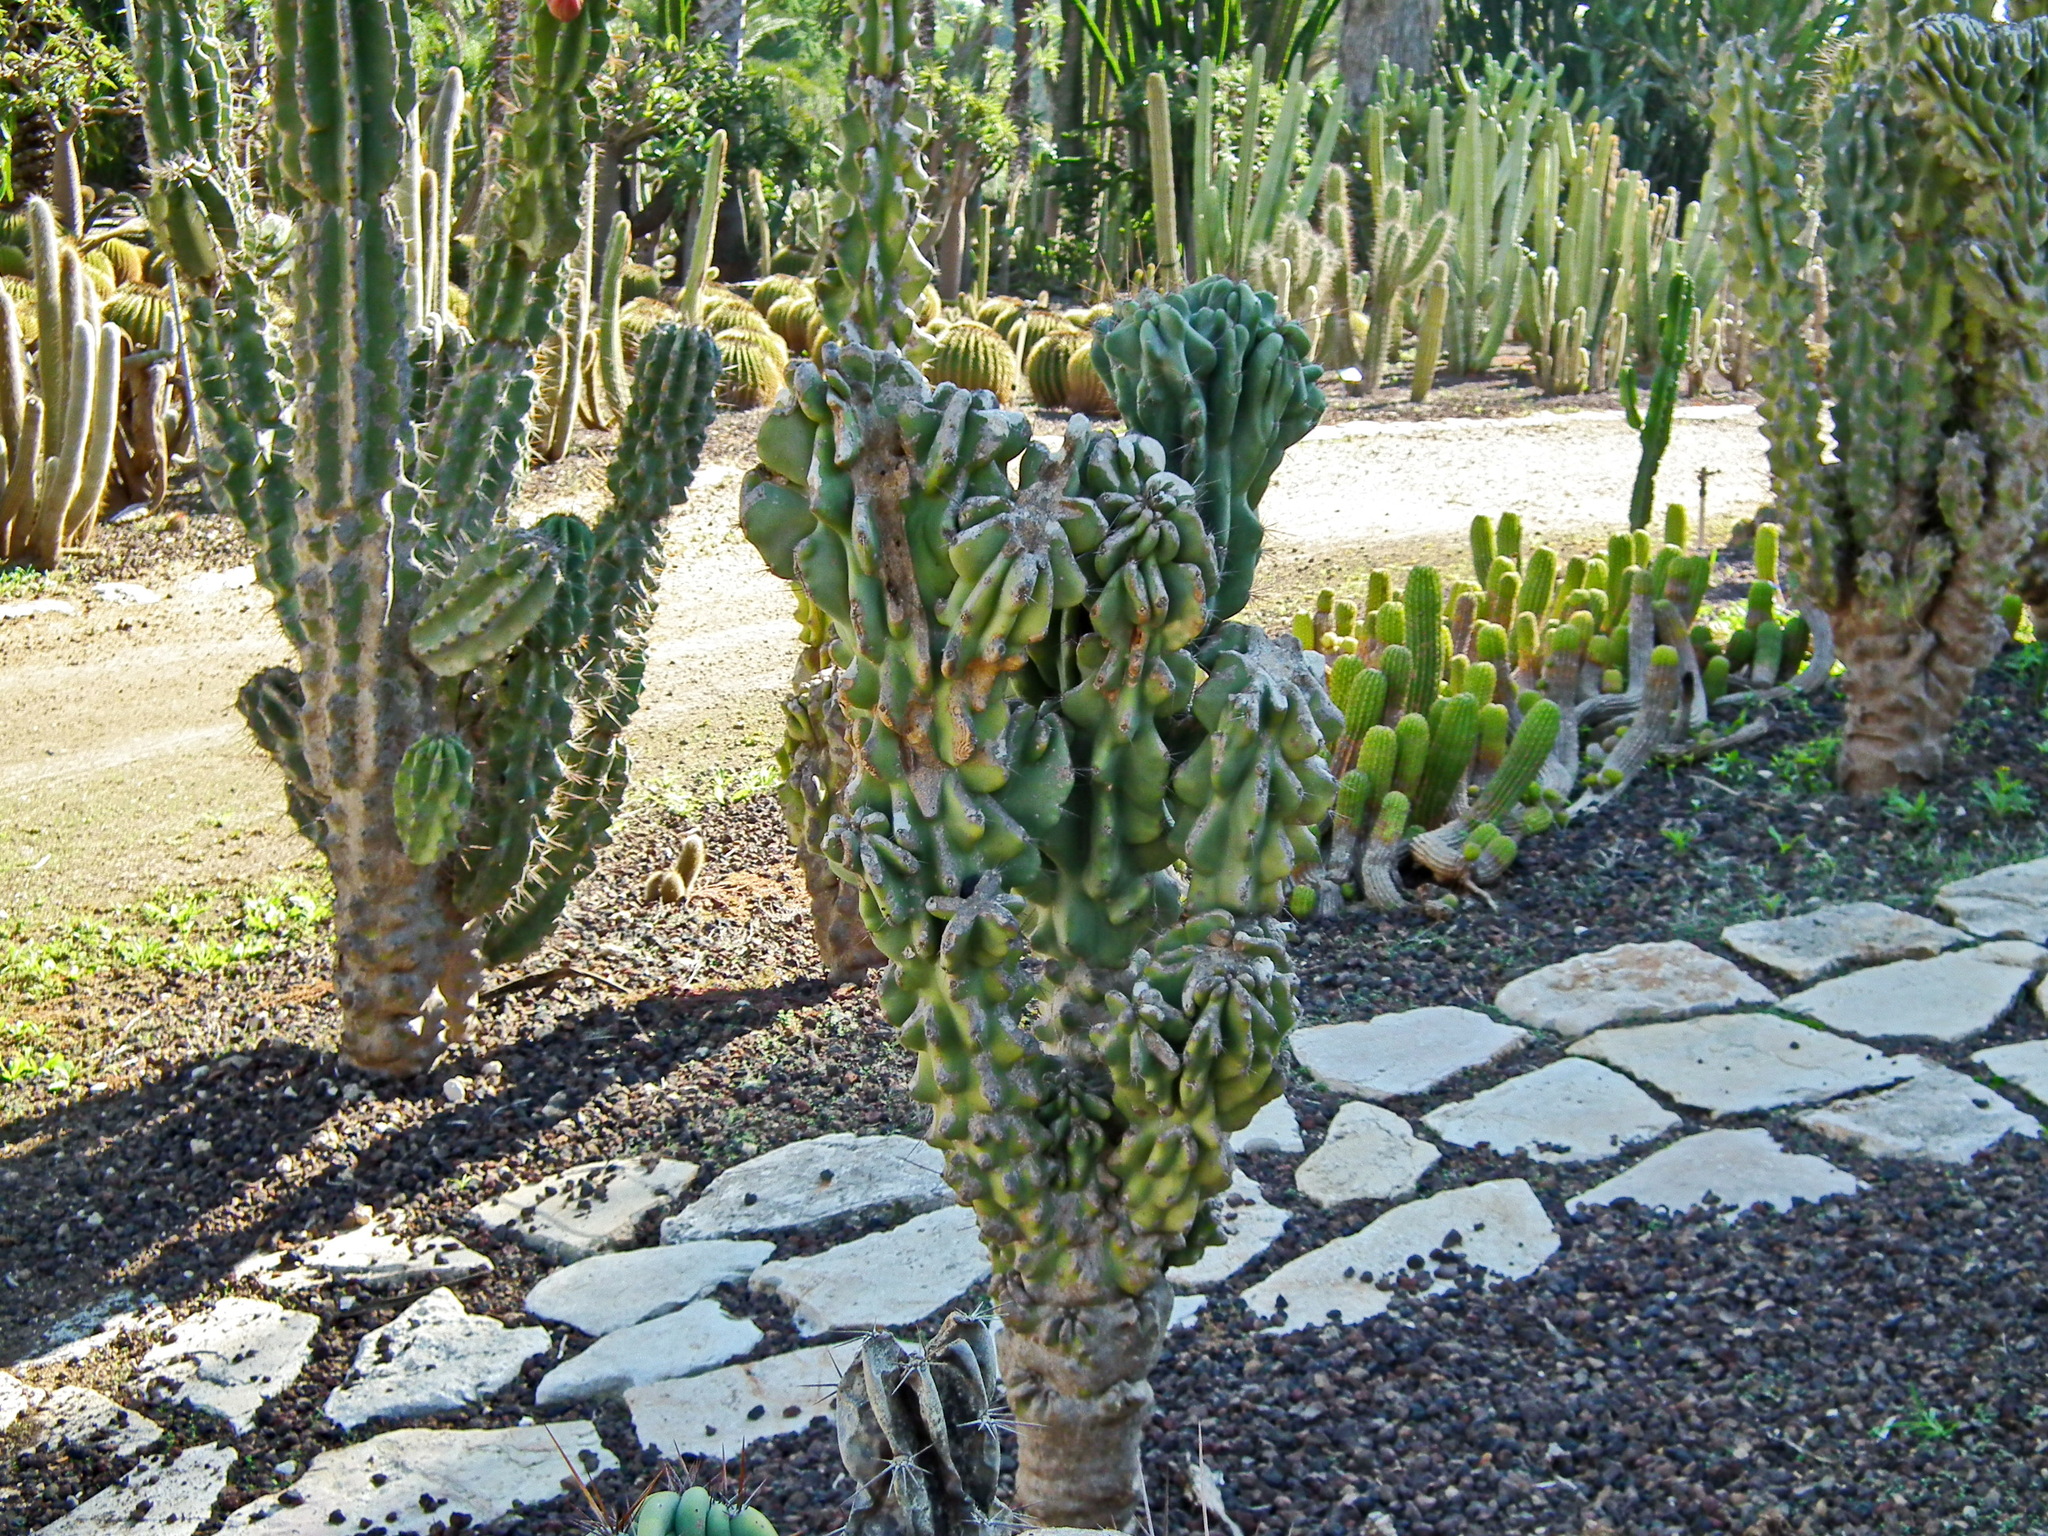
[6,641,2048,1534]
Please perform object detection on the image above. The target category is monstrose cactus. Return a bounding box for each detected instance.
[741,0,1336,1523]
[130,0,716,1074]
[1715,7,2048,792]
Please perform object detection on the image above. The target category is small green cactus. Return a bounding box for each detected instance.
[929,319,1021,402]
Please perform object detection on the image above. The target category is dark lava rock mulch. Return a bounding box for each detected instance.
[6,654,2048,1534]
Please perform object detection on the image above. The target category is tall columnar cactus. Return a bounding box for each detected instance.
[0,197,122,568]
[1715,9,2048,792]
[742,4,1335,1522]
[132,0,717,1074]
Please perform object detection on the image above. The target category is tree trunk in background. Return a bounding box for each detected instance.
[1340,0,1442,111]
[692,0,746,69]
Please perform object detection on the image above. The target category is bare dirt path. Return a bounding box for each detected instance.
[0,404,1768,922]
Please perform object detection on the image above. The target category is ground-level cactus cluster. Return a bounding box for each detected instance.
[1292,509,1827,909]
[628,1487,776,1536]
[837,1313,1004,1536]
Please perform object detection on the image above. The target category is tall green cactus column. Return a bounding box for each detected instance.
[741,1,1335,1522]
[133,0,717,1074]
[1714,8,2048,793]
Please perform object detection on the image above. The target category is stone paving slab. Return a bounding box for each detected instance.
[1423,1058,1680,1163]
[239,1224,493,1294]
[749,1205,987,1337]
[1796,1062,2041,1164]
[1171,1171,1290,1291]
[1495,941,1777,1038]
[1964,940,2048,972]
[1290,1008,1528,1100]
[19,1385,164,1456]
[218,1423,615,1535]
[1937,857,2048,942]
[1568,1012,1914,1116]
[470,1157,698,1262]
[535,1298,762,1407]
[1973,1039,2048,1106]
[1780,951,2034,1043]
[1293,1103,1442,1208]
[324,1288,547,1430]
[1721,902,1967,983]
[1230,1096,1305,1155]
[35,1443,235,1536]
[1242,1179,1559,1331]
[662,1134,950,1240]
[0,1370,30,1432]
[1569,1128,1858,1218]
[524,1239,775,1337]
[626,1341,851,1457]
[135,1297,319,1433]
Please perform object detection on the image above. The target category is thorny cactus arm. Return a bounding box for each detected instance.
[134,0,713,1076]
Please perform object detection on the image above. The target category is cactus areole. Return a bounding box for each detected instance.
[130,0,718,1074]
[1715,9,2048,793]
[742,0,1334,1523]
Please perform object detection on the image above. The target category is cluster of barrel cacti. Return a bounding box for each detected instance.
[130,0,717,1076]
[741,3,1333,1522]
[0,190,190,564]
[1716,9,2048,794]
[837,1313,1004,1536]
[1292,508,1824,905]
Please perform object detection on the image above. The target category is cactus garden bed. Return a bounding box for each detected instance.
[5,645,2048,1534]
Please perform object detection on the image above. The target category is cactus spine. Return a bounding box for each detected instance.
[741,4,1335,1522]
[132,0,717,1075]
[1717,11,2048,792]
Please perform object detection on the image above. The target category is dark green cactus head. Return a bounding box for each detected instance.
[1092,276,1326,623]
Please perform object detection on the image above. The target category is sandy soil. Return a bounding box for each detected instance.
[0,403,1768,922]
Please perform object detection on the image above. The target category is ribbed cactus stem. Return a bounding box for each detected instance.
[680,129,727,326]
[1411,264,1448,403]
[1356,789,1410,910]
[1145,73,1179,286]
[1404,564,1442,707]
[596,209,631,423]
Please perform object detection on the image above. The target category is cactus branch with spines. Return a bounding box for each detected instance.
[132,0,718,1076]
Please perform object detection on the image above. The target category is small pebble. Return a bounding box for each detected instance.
[442,1077,470,1105]
[480,1060,503,1079]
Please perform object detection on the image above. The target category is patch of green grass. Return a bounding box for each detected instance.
[1872,1391,1990,1444]
[0,566,61,603]
[643,761,781,821]
[1763,733,1840,797]
[1881,788,1942,830]
[0,883,332,1003]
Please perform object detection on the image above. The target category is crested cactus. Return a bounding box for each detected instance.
[132,0,716,1075]
[1716,9,2048,793]
[742,4,1335,1522]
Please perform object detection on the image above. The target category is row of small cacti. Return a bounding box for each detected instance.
[1290,508,1824,909]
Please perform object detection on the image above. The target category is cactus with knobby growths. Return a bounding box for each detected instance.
[1716,7,2048,793]
[741,3,1335,1523]
[131,0,716,1075]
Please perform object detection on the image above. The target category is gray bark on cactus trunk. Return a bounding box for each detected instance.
[1340,0,1442,110]
[1833,595,2007,796]
[996,1280,1173,1531]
